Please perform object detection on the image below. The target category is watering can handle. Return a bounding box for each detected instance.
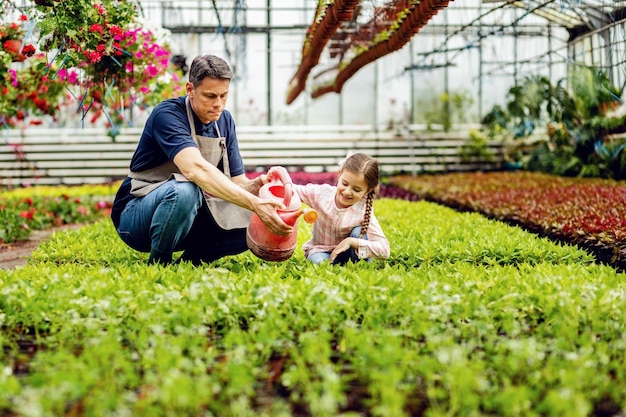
[270,166,293,208]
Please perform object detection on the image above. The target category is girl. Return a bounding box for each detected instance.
[289,152,390,265]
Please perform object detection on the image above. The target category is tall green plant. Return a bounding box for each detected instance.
[481,69,625,178]
[419,89,474,132]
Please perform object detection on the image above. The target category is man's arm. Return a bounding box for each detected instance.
[232,173,265,195]
[173,147,292,236]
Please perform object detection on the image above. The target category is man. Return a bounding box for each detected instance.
[111,54,292,265]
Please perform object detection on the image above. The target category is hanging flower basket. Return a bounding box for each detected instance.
[0,0,185,133]
[1,19,36,62]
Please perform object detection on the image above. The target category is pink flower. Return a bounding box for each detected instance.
[67,70,79,84]
[93,3,106,15]
[9,69,17,87]
[125,61,133,72]
[140,86,150,93]
[135,51,143,59]
[145,64,159,77]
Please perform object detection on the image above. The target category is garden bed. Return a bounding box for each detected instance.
[389,170,626,272]
[1,171,625,416]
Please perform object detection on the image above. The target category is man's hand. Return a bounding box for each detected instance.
[253,199,293,236]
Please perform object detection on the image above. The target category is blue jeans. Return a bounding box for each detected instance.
[117,179,247,265]
[307,226,369,265]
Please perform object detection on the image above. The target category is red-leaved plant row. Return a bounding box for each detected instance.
[389,171,626,267]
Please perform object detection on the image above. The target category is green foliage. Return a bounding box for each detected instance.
[3,198,625,416]
[417,89,475,131]
[459,129,495,163]
[481,68,626,178]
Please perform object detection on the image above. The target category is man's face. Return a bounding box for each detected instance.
[187,77,230,124]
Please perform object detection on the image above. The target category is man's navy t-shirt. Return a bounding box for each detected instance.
[111,96,245,227]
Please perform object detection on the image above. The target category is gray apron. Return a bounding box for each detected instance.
[128,97,252,230]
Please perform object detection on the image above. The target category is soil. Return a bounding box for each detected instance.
[0,225,83,270]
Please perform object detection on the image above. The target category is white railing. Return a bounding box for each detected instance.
[0,125,502,186]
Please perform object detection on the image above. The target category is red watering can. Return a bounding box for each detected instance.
[246,167,317,262]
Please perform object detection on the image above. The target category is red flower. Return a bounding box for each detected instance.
[19,210,34,220]
[89,23,103,34]
[23,198,33,206]
[22,44,36,57]
[110,25,123,38]
[86,50,103,63]
[112,42,123,56]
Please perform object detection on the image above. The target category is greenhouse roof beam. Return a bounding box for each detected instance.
[510,0,585,28]
[507,0,626,32]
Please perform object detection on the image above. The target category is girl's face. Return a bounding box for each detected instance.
[335,169,370,209]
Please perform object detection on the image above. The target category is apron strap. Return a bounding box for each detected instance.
[185,96,231,178]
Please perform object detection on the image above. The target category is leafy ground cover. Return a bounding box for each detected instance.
[0,184,115,245]
[2,192,626,416]
[389,171,626,271]
[0,175,415,247]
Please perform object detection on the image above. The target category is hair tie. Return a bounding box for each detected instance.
[338,151,354,168]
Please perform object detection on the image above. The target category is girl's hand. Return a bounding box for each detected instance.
[330,237,358,262]
[255,167,282,189]
[266,166,284,181]
[257,173,269,186]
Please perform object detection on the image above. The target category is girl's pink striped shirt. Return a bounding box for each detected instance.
[293,183,390,259]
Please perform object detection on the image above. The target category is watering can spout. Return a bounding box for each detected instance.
[280,208,318,226]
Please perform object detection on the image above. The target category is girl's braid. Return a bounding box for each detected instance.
[360,192,374,238]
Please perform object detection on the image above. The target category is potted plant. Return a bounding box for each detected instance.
[1,15,50,126]
[1,52,69,127]
[481,71,626,178]
[1,1,185,134]
[33,0,138,70]
[1,16,36,62]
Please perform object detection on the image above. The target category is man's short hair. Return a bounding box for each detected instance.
[188,55,233,87]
